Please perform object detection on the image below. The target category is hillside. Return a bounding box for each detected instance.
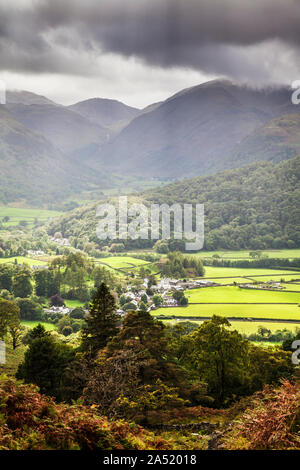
[0,376,298,450]
[6,90,57,106]
[91,80,300,178]
[2,82,300,206]
[227,113,300,167]
[6,102,106,155]
[0,377,181,450]
[69,98,140,132]
[0,105,115,205]
[47,155,300,251]
[0,104,73,205]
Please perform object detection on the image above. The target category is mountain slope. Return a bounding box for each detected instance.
[227,113,300,167]
[0,105,116,205]
[92,80,300,177]
[47,155,300,251]
[6,90,57,106]
[6,102,107,155]
[69,98,140,132]
[0,104,76,204]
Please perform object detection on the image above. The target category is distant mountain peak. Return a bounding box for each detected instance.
[6,90,58,106]
[68,97,140,129]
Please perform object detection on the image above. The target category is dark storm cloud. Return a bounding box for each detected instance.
[0,0,300,81]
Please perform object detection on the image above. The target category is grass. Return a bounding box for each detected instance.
[192,249,300,260]
[202,266,299,279]
[0,256,47,266]
[21,321,56,331]
[247,275,300,282]
[64,299,85,308]
[154,303,300,320]
[186,286,300,304]
[0,341,26,377]
[0,206,61,228]
[163,319,300,335]
[97,256,149,270]
[281,283,300,291]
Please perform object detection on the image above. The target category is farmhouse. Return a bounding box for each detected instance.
[44,306,72,315]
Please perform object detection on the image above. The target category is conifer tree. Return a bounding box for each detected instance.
[81,282,119,356]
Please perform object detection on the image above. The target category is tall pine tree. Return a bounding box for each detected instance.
[81,282,119,356]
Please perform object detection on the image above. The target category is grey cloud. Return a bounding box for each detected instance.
[0,0,300,82]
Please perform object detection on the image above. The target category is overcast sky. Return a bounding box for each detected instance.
[0,0,299,108]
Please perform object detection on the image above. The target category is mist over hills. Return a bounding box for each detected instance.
[6,102,107,155]
[0,79,300,204]
[93,80,300,177]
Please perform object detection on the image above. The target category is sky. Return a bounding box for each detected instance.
[0,0,299,108]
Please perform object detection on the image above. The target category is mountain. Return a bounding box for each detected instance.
[226,113,300,167]
[6,101,107,155]
[0,104,119,205]
[6,90,57,106]
[0,104,75,204]
[69,98,140,132]
[91,80,300,177]
[47,155,300,252]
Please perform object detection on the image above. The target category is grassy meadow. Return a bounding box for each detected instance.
[97,256,149,270]
[202,266,300,279]
[192,249,300,260]
[0,256,48,266]
[0,206,61,227]
[163,319,300,336]
[154,303,300,320]
[186,285,300,304]
[20,321,56,331]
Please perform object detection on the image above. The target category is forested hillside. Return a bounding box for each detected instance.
[47,155,300,252]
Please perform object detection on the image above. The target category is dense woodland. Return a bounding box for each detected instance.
[47,156,300,255]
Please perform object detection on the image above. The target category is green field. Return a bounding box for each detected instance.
[202,266,299,279]
[186,286,300,304]
[246,275,300,282]
[0,206,61,227]
[64,299,85,308]
[154,303,300,320]
[97,256,149,270]
[192,249,300,260]
[163,319,300,336]
[21,321,56,331]
[0,256,47,266]
[281,283,300,291]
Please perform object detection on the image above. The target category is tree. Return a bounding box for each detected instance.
[0,299,20,340]
[70,307,85,319]
[16,335,73,400]
[81,283,119,356]
[181,316,250,405]
[83,311,194,421]
[8,317,22,350]
[0,265,13,292]
[22,323,50,345]
[139,302,147,312]
[34,269,60,297]
[17,298,44,321]
[50,294,65,307]
[248,345,294,391]
[12,269,32,298]
[152,294,163,307]
[62,326,73,337]
[172,290,188,305]
[123,302,137,311]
